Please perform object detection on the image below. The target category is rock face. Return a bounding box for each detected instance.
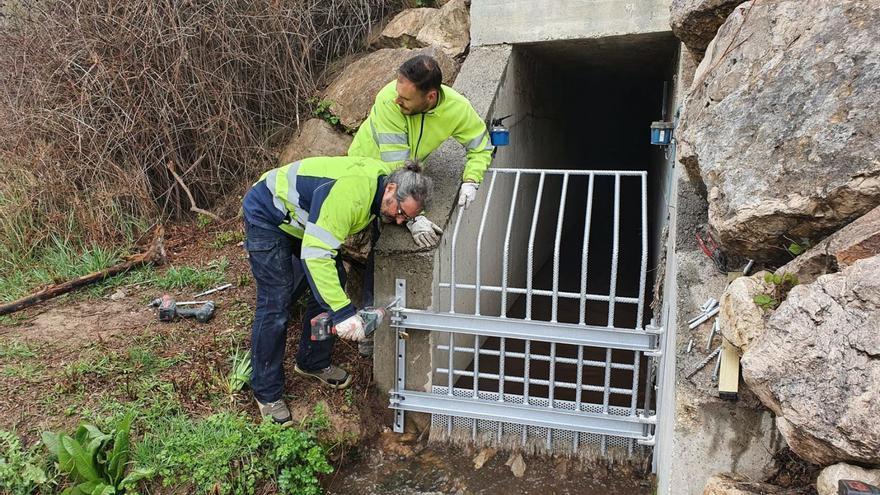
[741,255,880,465]
[703,473,806,494]
[372,8,435,50]
[277,119,352,166]
[372,0,470,58]
[323,46,459,129]
[817,464,880,495]
[670,0,746,59]
[677,0,880,262]
[777,205,880,285]
[415,0,470,58]
[718,271,772,353]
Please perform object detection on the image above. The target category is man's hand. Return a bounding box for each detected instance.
[336,314,366,342]
[407,215,443,248]
[458,182,479,209]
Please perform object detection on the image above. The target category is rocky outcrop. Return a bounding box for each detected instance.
[323,46,459,129]
[817,464,880,495]
[372,0,470,58]
[741,255,880,465]
[372,8,435,50]
[670,0,746,59]
[718,271,771,353]
[415,0,470,58]
[776,205,880,285]
[677,0,880,262]
[277,119,352,166]
[703,473,807,494]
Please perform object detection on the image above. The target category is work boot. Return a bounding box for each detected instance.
[294,364,352,390]
[358,335,374,358]
[255,398,293,426]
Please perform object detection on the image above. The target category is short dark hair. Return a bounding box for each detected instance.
[398,55,442,93]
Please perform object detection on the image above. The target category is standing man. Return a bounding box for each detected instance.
[242,156,432,424]
[348,54,494,248]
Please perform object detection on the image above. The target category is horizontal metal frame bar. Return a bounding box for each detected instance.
[393,309,654,352]
[435,345,637,370]
[489,168,648,176]
[390,390,651,439]
[437,283,640,305]
[434,369,635,395]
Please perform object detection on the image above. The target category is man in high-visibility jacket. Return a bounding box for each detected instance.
[348,54,494,248]
[242,156,432,425]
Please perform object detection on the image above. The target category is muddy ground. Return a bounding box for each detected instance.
[0,222,654,494]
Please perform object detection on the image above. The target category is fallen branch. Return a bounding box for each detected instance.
[0,227,167,317]
[167,157,221,221]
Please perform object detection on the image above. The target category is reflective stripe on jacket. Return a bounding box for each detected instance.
[347,81,493,183]
[244,156,387,322]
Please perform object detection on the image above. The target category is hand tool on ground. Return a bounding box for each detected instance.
[686,339,694,353]
[711,346,723,382]
[706,319,719,351]
[688,298,719,326]
[840,480,880,495]
[152,294,215,323]
[194,283,232,298]
[688,305,720,330]
[148,297,209,307]
[696,231,727,273]
[310,298,399,342]
[741,259,755,276]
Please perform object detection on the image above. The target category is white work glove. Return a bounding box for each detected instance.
[458,182,479,209]
[407,215,443,248]
[335,314,366,342]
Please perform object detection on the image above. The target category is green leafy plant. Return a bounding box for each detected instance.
[0,430,49,495]
[308,98,340,126]
[154,259,228,290]
[787,242,805,256]
[753,272,800,312]
[196,214,213,229]
[42,414,153,494]
[210,230,245,249]
[218,349,251,396]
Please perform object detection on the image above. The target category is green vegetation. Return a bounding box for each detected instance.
[154,258,229,291]
[211,230,245,249]
[42,414,152,494]
[218,349,252,396]
[753,272,800,311]
[136,411,332,495]
[0,430,50,494]
[309,98,341,127]
[0,341,37,359]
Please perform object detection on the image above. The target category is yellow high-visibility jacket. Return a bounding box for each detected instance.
[348,81,493,183]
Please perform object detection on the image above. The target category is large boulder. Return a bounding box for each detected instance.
[718,271,772,353]
[817,464,880,495]
[677,0,880,262]
[415,0,470,58]
[372,8,436,50]
[741,255,880,465]
[323,46,459,129]
[703,473,807,494]
[277,119,352,166]
[670,0,746,60]
[372,0,470,58]
[776,205,880,285]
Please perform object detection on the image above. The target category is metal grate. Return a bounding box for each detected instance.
[390,168,662,458]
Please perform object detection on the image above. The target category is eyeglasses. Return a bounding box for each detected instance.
[396,204,416,222]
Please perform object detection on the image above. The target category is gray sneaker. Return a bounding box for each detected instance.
[358,335,374,357]
[294,364,352,390]
[256,398,293,426]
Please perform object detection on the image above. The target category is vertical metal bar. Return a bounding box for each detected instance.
[636,173,649,329]
[579,174,595,326]
[574,344,584,452]
[526,172,547,320]
[629,350,641,455]
[447,331,454,395]
[497,337,506,402]
[607,174,621,327]
[548,342,556,408]
[500,172,522,318]
[393,279,407,433]
[448,203,466,314]
[551,174,570,323]
[601,346,613,454]
[523,340,531,403]
[472,335,479,399]
[474,172,497,316]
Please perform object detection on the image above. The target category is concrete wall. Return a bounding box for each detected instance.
[472,0,672,47]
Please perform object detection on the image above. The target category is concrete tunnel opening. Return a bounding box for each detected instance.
[432,33,680,441]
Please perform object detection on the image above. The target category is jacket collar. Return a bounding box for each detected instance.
[372,176,387,217]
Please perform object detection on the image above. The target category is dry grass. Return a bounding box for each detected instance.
[0,0,398,260]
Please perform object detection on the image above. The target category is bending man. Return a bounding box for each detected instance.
[242,157,432,424]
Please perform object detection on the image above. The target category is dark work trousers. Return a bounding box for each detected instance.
[244,218,347,403]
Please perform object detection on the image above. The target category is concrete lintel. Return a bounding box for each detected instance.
[471,0,672,47]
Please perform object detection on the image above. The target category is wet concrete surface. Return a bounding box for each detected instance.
[324,431,654,495]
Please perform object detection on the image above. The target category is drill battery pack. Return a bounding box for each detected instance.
[840,480,880,495]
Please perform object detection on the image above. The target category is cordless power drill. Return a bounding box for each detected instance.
[310,303,393,342]
[152,295,216,323]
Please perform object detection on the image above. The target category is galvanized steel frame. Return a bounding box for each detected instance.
[390,168,662,453]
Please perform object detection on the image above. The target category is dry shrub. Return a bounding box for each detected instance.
[0,0,397,254]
